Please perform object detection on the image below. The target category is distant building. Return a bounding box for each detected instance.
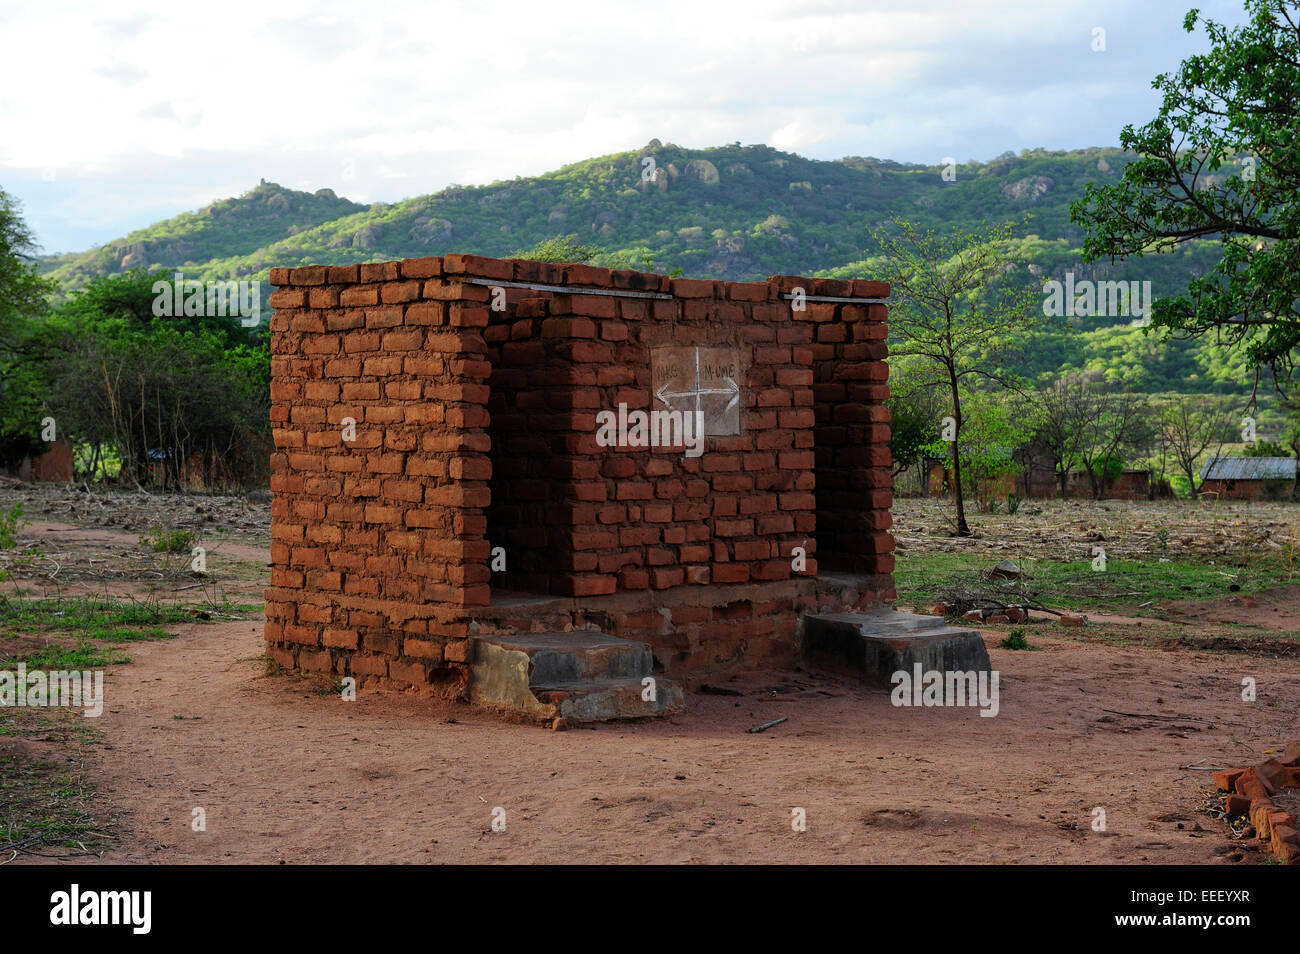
[922,454,1163,500]
[1064,467,1158,500]
[1198,456,1298,500]
[2,438,74,483]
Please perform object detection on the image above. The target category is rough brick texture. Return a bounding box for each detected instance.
[267,255,893,686]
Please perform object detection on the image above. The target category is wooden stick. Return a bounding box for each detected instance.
[1101,708,1213,724]
[747,716,788,734]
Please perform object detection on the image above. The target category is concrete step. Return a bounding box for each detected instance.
[811,609,946,636]
[469,631,683,724]
[477,630,652,683]
[801,611,992,685]
[533,677,685,723]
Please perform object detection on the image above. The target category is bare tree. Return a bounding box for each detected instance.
[1036,373,1093,498]
[1156,397,1233,499]
[1078,387,1149,500]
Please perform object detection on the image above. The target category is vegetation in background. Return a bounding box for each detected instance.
[1072,0,1300,384]
[0,188,56,471]
[139,527,198,554]
[874,218,1044,534]
[5,267,271,488]
[9,6,1300,492]
[45,144,1181,289]
[38,181,365,297]
[895,549,1296,615]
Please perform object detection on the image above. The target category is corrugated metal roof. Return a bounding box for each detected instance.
[1199,456,1298,481]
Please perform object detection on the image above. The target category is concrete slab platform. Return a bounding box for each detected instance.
[801,610,992,685]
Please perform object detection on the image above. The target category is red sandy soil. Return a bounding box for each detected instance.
[30,616,1300,864]
[1166,585,1300,632]
[11,521,268,604]
[8,515,1298,865]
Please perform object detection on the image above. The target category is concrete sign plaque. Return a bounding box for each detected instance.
[651,346,742,436]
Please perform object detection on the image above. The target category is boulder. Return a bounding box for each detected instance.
[990,560,1024,579]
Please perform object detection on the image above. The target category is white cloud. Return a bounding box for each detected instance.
[0,0,1252,252]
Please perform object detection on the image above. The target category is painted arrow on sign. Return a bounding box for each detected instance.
[650,345,743,437]
[655,376,739,409]
[655,346,740,415]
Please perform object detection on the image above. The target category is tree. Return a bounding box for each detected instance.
[885,357,944,488]
[1242,438,1291,456]
[38,271,271,488]
[1035,372,1093,498]
[950,388,1036,511]
[1077,387,1150,500]
[872,218,1042,535]
[1155,396,1234,498]
[510,234,600,263]
[56,268,254,349]
[1071,0,1300,383]
[0,187,55,467]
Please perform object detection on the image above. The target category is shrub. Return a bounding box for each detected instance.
[140,528,196,554]
[999,629,1029,650]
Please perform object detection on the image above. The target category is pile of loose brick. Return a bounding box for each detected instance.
[1214,742,1300,864]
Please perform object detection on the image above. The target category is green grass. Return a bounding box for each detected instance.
[896,550,1297,614]
[999,629,1030,650]
[139,527,197,553]
[0,710,112,853]
[85,626,175,642]
[0,595,192,634]
[0,597,185,853]
[0,596,196,666]
[17,643,131,669]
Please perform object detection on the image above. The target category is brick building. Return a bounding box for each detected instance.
[264,254,895,715]
[3,437,74,483]
[1199,456,1298,500]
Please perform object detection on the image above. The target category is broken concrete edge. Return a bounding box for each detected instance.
[467,634,685,726]
[1213,742,1300,864]
[268,255,891,303]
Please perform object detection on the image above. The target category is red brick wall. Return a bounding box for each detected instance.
[483,265,824,598]
[263,259,492,690]
[266,254,894,688]
[1200,478,1295,501]
[793,276,894,596]
[10,438,75,482]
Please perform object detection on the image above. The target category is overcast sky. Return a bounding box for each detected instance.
[1,0,1248,254]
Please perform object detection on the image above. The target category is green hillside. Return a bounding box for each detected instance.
[40,141,1217,288]
[39,180,366,289]
[34,140,1245,395]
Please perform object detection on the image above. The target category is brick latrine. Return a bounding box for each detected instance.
[264,254,894,695]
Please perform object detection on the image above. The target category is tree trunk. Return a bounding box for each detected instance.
[946,369,969,536]
[950,439,969,534]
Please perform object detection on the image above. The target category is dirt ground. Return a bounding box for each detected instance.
[893,495,1300,562]
[3,486,1298,864]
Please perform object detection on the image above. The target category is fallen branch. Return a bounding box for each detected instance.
[747,716,788,734]
[936,573,1067,618]
[1101,708,1214,724]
